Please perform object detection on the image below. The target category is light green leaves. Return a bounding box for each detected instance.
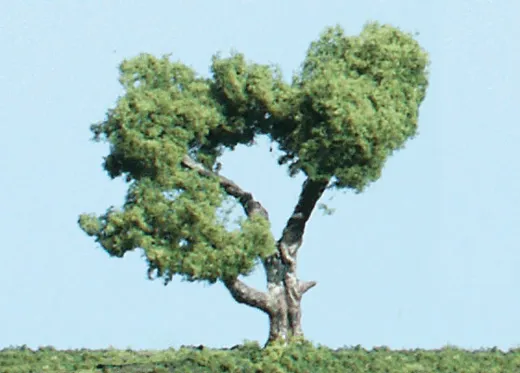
[283,22,429,192]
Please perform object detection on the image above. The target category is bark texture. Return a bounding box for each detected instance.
[181,154,329,346]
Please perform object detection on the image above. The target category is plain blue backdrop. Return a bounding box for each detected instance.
[1,0,519,352]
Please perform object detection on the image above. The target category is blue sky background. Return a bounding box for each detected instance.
[1,0,519,352]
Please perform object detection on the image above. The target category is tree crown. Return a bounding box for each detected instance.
[79,22,429,285]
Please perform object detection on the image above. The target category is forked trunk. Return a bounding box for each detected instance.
[222,257,316,348]
[182,155,328,348]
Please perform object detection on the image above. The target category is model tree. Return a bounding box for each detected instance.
[79,22,429,347]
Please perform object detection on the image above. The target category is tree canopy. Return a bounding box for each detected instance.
[79,21,429,297]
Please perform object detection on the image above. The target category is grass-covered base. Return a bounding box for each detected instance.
[2,341,520,372]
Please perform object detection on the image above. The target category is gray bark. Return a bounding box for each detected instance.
[181,155,328,346]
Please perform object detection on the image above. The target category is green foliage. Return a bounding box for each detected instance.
[291,23,429,190]
[79,21,429,286]
[79,178,276,285]
[2,344,520,373]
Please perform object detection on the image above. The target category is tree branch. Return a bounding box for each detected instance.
[298,280,317,295]
[181,155,269,220]
[221,277,271,314]
[182,155,274,312]
[278,178,330,265]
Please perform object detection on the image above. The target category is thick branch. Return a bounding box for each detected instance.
[278,178,329,265]
[182,155,273,312]
[221,277,271,314]
[181,155,269,220]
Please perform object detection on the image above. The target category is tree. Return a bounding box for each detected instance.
[78,22,429,347]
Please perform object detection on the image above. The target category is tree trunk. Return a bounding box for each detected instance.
[266,283,304,346]
[223,253,316,348]
[262,255,316,347]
